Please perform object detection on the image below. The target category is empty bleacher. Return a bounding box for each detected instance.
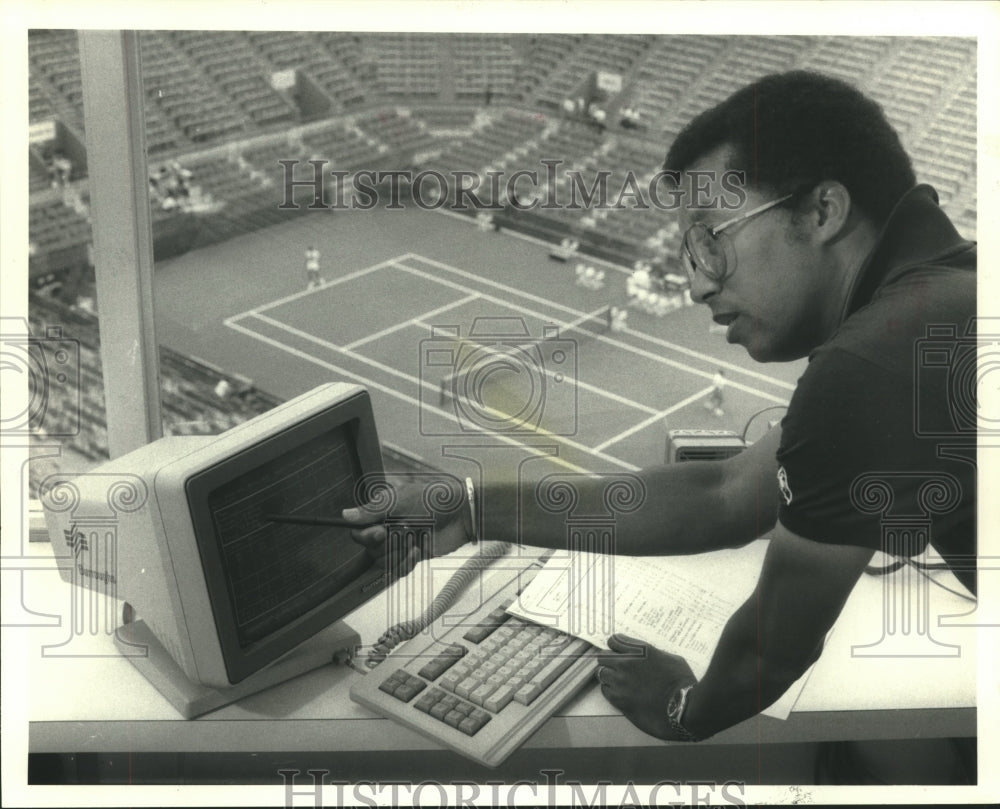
[359,33,444,98]
[28,29,85,126]
[29,194,92,273]
[27,32,979,276]
[169,30,298,130]
[354,108,440,157]
[140,31,248,145]
[451,34,522,102]
[533,35,653,112]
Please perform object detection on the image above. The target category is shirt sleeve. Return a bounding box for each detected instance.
[775,347,929,556]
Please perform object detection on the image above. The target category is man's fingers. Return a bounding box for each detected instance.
[606,633,647,655]
[342,504,388,525]
[351,524,387,554]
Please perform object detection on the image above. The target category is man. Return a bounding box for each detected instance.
[704,368,726,417]
[345,72,976,765]
[305,244,323,289]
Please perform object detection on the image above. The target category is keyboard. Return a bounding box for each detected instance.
[349,553,598,768]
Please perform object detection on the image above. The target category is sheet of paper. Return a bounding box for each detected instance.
[508,541,815,719]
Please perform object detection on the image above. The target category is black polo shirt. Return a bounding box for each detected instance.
[775,185,977,595]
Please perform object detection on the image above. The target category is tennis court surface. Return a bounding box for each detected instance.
[154,207,805,474]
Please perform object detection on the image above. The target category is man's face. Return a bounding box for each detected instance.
[679,146,830,362]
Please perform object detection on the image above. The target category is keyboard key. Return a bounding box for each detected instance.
[429,701,451,721]
[462,626,492,644]
[462,607,511,643]
[514,682,543,705]
[393,678,426,703]
[439,671,462,692]
[481,637,504,655]
[458,713,491,736]
[521,636,591,700]
[450,661,474,680]
[470,682,498,707]
[414,692,439,714]
[443,709,465,729]
[417,644,466,681]
[455,677,480,700]
[521,661,544,680]
[377,669,409,696]
[484,684,516,712]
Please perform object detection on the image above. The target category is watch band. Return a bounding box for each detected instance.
[667,683,700,742]
[464,477,479,543]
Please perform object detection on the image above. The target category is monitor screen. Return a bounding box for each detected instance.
[204,423,369,647]
[185,388,385,684]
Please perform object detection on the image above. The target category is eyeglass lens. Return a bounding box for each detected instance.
[685,224,729,281]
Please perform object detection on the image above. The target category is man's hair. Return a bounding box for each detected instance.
[664,71,916,224]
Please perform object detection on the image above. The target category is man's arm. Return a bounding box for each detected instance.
[597,523,874,740]
[346,427,782,568]
[478,425,784,556]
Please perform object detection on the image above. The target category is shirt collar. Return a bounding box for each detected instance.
[841,184,975,323]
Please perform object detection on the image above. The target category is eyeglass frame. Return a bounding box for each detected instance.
[680,191,797,284]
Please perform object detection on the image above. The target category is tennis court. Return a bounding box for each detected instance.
[154,206,805,474]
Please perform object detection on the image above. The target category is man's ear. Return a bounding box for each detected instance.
[811,181,853,244]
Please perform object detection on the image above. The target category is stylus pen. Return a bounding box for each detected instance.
[264,513,380,529]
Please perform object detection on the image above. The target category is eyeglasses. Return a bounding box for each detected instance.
[681,192,795,284]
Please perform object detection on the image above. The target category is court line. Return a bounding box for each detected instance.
[393,258,789,406]
[342,294,479,351]
[403,252,796,392]
[433,206,634,276]
[594,385,715,453]
[412,304,661,418]
[224,318,605,475]
[228,256,399,321]
[233,311,642,472]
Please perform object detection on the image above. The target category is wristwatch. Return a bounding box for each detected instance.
[666,682,700,742]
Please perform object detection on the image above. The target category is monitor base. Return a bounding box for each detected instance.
[114,618,361,718]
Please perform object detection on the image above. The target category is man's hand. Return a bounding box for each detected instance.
[342,473,474,578]
[595,634,697,742]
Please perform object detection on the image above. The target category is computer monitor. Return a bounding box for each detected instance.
[41,383,386,716]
